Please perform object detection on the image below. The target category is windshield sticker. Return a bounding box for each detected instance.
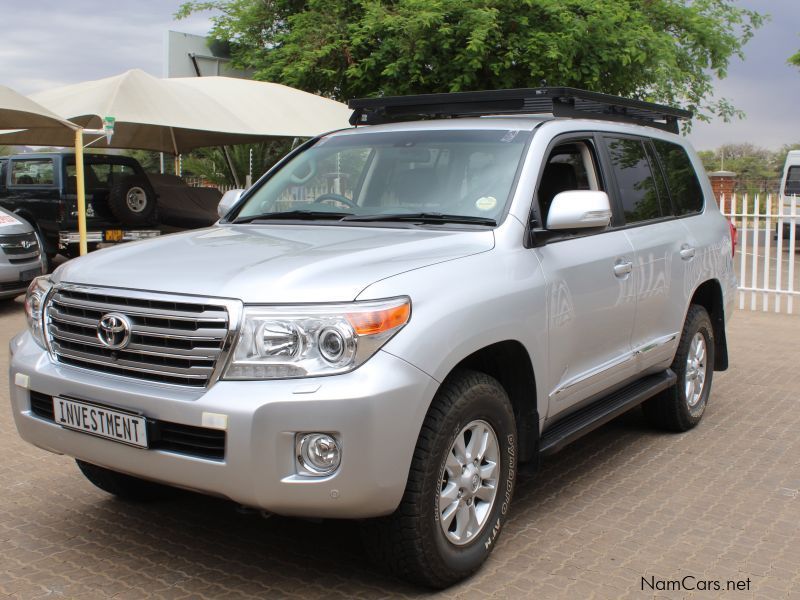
[500,130,519,143]
[475,196,498,211]
[0,214,21,226]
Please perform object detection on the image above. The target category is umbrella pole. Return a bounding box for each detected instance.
[74,129,88,257]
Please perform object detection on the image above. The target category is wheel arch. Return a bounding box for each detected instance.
[688,279,728,371]
[445,340,539,463]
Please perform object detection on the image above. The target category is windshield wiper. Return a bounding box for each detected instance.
[341,212,497,226]
[233,210,353,224]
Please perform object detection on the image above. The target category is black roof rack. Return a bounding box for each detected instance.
[348,87,692,134]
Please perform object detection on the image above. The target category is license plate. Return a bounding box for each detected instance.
[105,229,123,242]
[20,268,40,281]
[53,397,148,448]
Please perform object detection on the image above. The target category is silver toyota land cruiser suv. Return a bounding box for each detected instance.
[10,88,736,588]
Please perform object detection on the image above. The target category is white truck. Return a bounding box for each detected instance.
[778,150,800,240]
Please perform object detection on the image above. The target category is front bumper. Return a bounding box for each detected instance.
[0,259,43,298]
[9,331,438,518]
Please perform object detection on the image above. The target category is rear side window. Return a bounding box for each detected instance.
[785,166,800,196]
[11,158,55,186]
[652,140,704,215]
[603,137,664,223]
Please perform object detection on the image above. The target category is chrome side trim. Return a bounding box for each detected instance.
[551,351,635,399]
[633,332,678,356]
[550,332,679,400]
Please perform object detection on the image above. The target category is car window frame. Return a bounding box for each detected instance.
[596,133,676,230]
[648,137,707,218]
[7,157,60,189]
[525,131,615,248]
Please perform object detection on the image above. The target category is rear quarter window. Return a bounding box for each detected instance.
[10,158,56,186]
[652,140,704,215]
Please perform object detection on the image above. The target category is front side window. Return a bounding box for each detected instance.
[11,159,55,186]
[535,140,602,226]
[233,129,531,225]
[603,137,664,224]
[651,139,704,215]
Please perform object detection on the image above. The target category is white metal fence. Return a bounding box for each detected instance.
[721,193,798,315]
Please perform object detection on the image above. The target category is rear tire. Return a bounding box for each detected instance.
[108,175,156,226]
[361,369,517,588]
[76,460,177,502]
[643,305,715,432]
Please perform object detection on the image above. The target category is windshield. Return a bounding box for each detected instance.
[233,128,531,224]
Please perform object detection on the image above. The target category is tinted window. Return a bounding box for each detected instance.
[785,166,800,196]
[65,163,136,192]
[645,142,673,216]
[11,158,55,186]
[604,137,663,223]
[652,140,704,215]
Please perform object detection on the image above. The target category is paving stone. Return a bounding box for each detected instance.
[1,302,798,598]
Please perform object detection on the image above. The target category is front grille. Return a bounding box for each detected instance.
[28,390,226,460]
[46,287,230,387]
[9,257,40,265]
[0,279,32,292]
[0,232,39,256]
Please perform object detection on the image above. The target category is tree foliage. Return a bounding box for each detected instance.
[697,142,800,194]
[178,0,764,123]
[182,141,294,186]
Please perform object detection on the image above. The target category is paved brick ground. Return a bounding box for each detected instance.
[1,299,798,599]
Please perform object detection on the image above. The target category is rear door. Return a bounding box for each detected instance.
[599,135,688,371]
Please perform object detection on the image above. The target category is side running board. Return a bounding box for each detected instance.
[539,369,677,456]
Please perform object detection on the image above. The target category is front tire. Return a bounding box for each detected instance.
[76,460,178,502]
[361,370,517,588]
[643,304,715,432]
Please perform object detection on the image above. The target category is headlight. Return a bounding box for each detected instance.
[224,296,411,379]
[24,276,52,349]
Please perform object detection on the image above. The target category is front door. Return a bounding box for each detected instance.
[533,136,638,421]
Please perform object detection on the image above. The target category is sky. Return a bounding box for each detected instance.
[0,0,798,152]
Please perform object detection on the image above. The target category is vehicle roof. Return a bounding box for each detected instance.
[326,116,550,138]
[4,151,139,163]
[324,114,687,146]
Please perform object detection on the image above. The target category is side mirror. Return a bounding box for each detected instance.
[218,189,244,219]
[546,191,612,230]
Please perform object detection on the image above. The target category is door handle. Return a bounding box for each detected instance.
[679,245,696,260]
[613,260,633,277]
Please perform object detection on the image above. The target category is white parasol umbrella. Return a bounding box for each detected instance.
[0,86,97,257]
[0,69,351,153]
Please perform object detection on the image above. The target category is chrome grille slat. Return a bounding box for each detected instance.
[49,326,221,359]
[46,286,232,387]
[50,296,227,323]
[51,343,215,378]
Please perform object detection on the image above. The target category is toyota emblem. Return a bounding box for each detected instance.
[97,313,132,349]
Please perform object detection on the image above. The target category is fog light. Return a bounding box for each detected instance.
[297,433,341,476]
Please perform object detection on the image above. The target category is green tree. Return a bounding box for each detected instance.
[790,50,800,68]
[178,0,764,123]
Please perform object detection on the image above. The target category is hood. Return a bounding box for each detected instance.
[53,224,494,303]
[0,208,35,235]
